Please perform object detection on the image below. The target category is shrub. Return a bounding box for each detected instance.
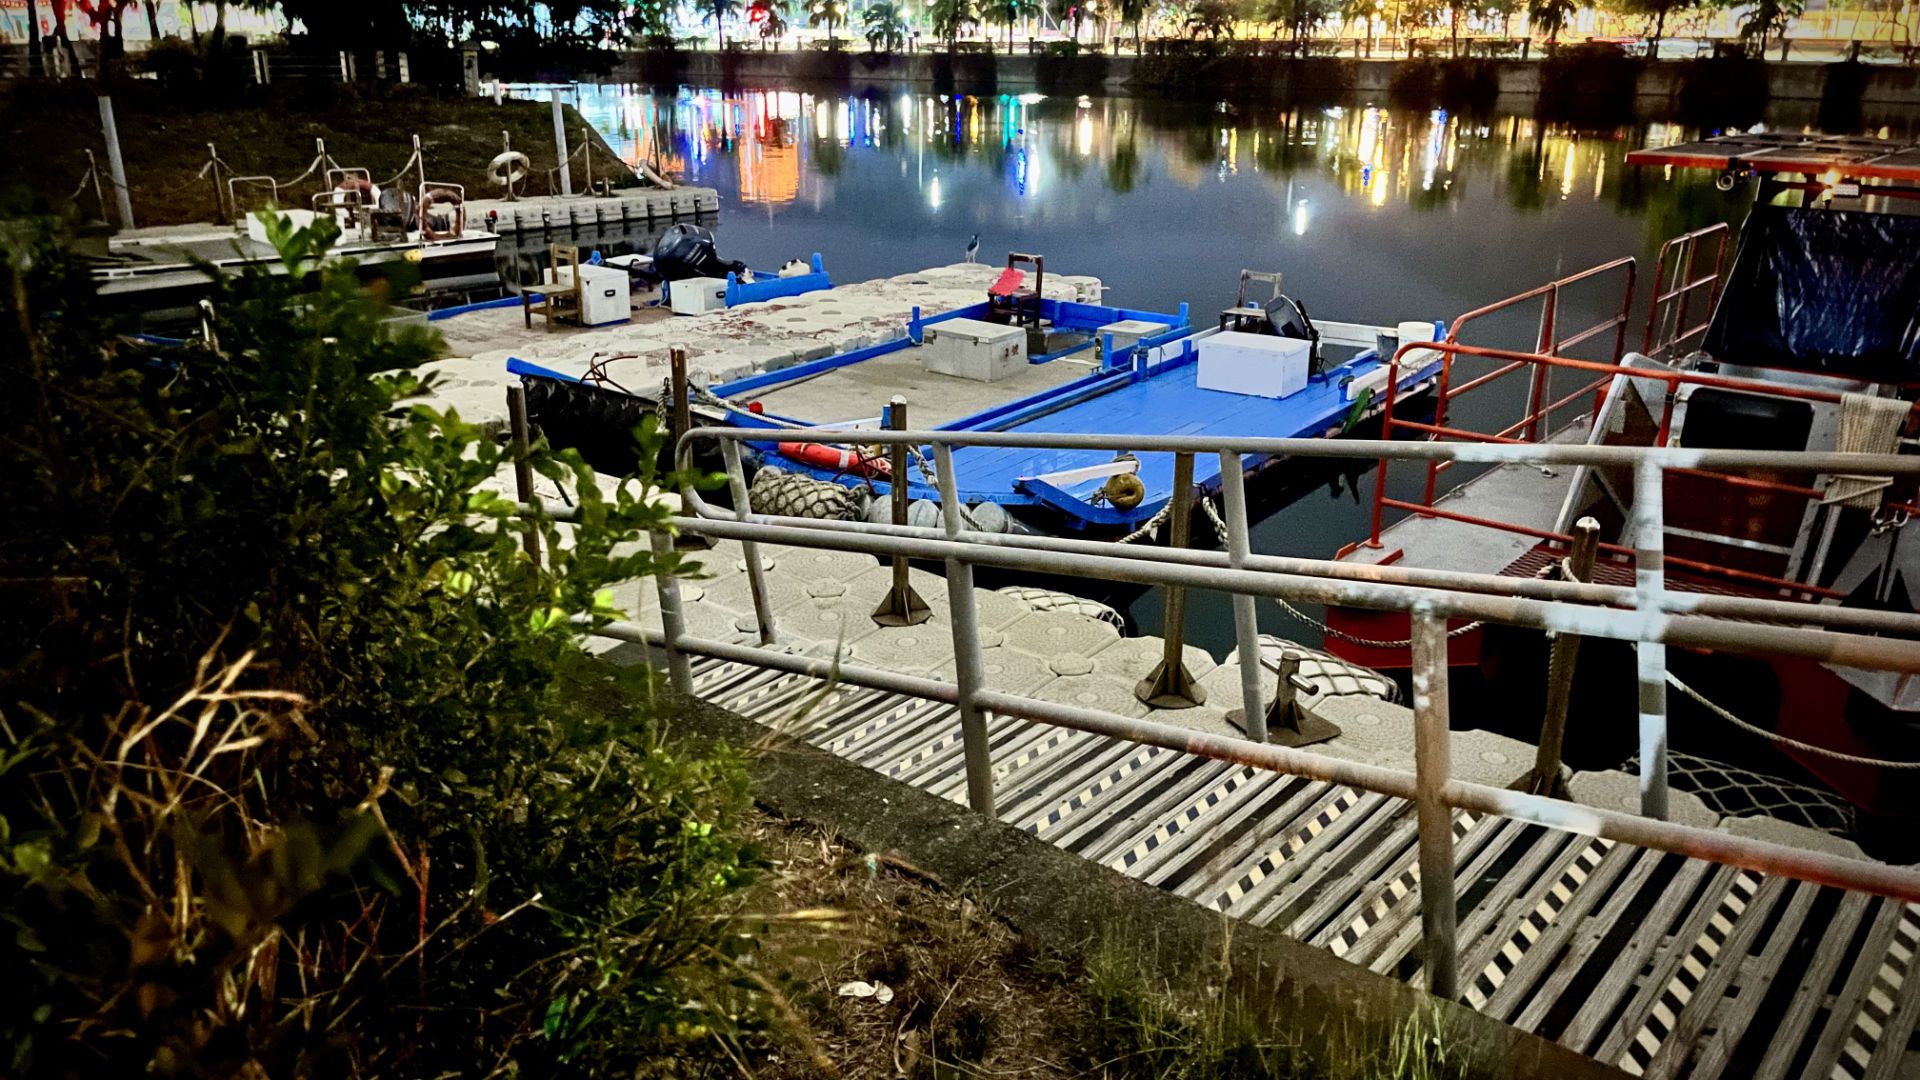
[0,208,760,1077]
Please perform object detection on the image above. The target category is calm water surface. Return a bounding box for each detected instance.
[541,83,1906,653]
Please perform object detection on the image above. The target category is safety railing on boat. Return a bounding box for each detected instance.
[1363,339,1919,603]
[524,416,1920,1001]
[1405,257,1638,508]
[1643,223,1731,360]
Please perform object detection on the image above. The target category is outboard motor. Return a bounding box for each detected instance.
[1266,293,1323,376]
[651,223,748,283]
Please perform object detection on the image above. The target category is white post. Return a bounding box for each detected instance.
[550,88,573,196]
[397,51,410,83]
[1634,457,1670,820]
[97,95,135,232]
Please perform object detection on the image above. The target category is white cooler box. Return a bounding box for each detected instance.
[1197,331,1311,399]
[549,263,631,326]
[668,275,729,315]
[922,318,1028,382]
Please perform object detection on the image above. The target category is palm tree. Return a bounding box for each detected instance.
[1526,0,1574,53]
[1118,0,1148,51]
[750,0,791,45]
[1339,0,1377,54]
[1184,0,1234,39]
[1267,0,1330,54]
[864,0,912,49]
[929,0,976,45]
[809,0,849,46]
[706,0,743,47]
[981,0,1037,51]
[1050,0,1089,42]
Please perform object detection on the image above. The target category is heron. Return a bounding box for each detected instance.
[964,234,979,263]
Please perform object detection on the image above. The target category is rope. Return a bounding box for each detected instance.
[68,163,97,203]
[373,149,423,191]
[1114,498,1175,545]
[1828,391,1909,509]
[1668,672,1920,770]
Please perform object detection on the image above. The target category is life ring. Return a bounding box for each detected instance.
[782,442,890,478]
[488,150,531,188]
[418,186,464,240]
[331,177,374,203]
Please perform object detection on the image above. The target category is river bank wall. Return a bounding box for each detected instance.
[612,48,1920,124]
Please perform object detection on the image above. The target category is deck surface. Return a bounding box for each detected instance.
[750,349,1093,429]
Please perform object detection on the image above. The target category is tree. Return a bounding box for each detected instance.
[980,0,1037,51]
[1609,0,1697,56]
[706,0,742,46]
[1185,0,1236,38]
[1050,0,1091,41]
[864,0,911,48]
[749,0,790,44]
[1267,0,1332,53]
[24,0,42,76]
[1118,0,1149,50]
[930,0,977,44]
[1527,0,1575,51]
[808,0,849,45]
[1340,0,1379,54]
[1730,0,1802,55]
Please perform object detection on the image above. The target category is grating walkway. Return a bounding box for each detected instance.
[679,650,1920,1079]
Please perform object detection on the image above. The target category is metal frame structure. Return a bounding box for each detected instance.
[1643,223,1731,360]
[541,399,1920,998]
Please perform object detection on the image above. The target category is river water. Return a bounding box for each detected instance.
[529,83,1907,654]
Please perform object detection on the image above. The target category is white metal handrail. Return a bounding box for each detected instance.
[566,414,1920,1001]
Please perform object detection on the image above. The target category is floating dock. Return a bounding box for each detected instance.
[465,187,720,233]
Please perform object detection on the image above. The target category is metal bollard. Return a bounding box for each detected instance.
[1410,609,1459,1001]
[1136,452,1205,708]
[506,384,542,564]
[871,396,932,627]
[1517,516,1600,798]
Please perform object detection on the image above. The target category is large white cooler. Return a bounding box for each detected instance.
[549,263,630,326]
[921,318,1028,382]
[1196,331,1311,399]
[668,275,729,315]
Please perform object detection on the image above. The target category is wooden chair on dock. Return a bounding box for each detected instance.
[521,244,583,331]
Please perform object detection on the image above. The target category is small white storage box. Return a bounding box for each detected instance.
[922,318,1028,382]
[550,264,631,326]
[1097,318,1170,352]
[668,275,729,315]
[1196,331,1311,399]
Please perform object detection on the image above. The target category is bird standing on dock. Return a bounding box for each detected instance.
[965,234,979,263]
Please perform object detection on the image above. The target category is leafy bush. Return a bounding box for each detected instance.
[0,209,760,1077]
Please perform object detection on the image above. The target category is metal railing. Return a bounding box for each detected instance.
[1361,340,1920,602]
[551,411,1920,1001]
[1643,223,1731,360]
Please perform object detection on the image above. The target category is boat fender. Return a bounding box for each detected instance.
[966,502,1010,534]
[1102,471,1146,510]
[781,442,890,478]
[996,587,1127,631]
[488,150,532,188]
[748,469,858,521]
[908,499,942,530]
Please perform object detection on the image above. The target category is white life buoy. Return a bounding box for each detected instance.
[488,150,531,188]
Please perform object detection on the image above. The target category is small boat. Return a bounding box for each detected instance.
[1321,133,1920,850]
[513,259,1447,537]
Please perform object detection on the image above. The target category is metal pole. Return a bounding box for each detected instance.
[1137,452,1206,708]
[872,396,932,626]
[506,385,543,565]
[83,150,106,225]
[550,88,573,196]
[650,530,695,695]
[720,439,777,645]
[1634,459,1670,820]
[97,95,135,231]
[1219,452,1268,742]
[581,126,593,194]
[937,443,996,814]
[1411,609,1459,1001]
[207,143,225,224]
[1520,516,1599,798]
[669,346,714,552]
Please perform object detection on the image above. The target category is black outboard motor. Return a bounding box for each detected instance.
[652,223,747,282]
[1266,293,1323,376]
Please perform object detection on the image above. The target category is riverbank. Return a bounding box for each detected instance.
[0,82,638,227]
[615,47,1920,124]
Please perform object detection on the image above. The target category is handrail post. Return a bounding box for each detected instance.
[1219,452,1267,741]
[1411,609,1459,1001]
[1516,516,1599,798]
[650,529,695,695]
[1525,287,1558,442]
[872,396,932,626]
[669,345,715,552]
[1137,452,1206,709]
[1634,458,1670,820]
[936,443,996,814]
[506,384,543,565]
[720,438,777,645]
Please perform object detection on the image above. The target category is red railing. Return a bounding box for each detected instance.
[1643,223,1730,360]
[1360,339,1919,602]
[1389,257,1639,512]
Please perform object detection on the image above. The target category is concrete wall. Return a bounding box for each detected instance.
[615,48,1920,111]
